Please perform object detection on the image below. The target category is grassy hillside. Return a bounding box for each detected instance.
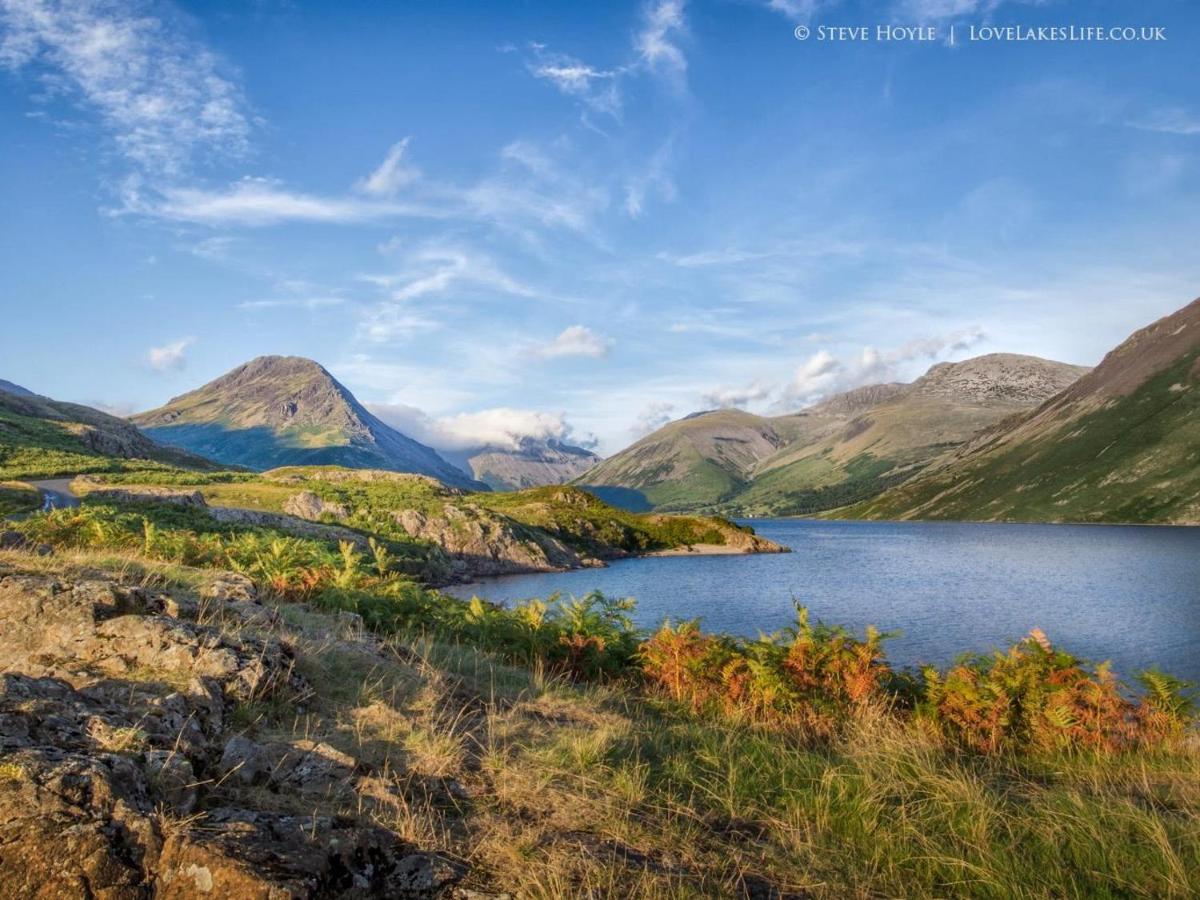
[3,513,1196,896]
[843,301,1200,524]
[0,389,217,481]
[77,467,784,572]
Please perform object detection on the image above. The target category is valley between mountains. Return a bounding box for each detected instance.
[2,296,1198,529]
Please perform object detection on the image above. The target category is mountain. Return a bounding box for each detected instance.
[841,298,1200,524]
[579,354,1089,515]
[0,384,214,480]
[130,356,484,490]
[442,437,602,491]
[0,379,35,398]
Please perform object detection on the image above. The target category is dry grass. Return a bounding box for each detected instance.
[4,547,1198,898]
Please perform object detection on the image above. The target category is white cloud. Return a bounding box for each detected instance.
[635,0,687,86]
[0,0,250,174]
[701,381,773,409]
[238,297,346,310]
[760,0,824,21]
[788,349,842,401]
[186,235,237,261]
[781,327,987,406]
[358,308,441,344]
[1126,108,1200,137]
[128,141,607,236]
[354,245,541,343]
[534,325,613,359]
[891,0,1045,22]
[526,46,623,121]
[370,404,593,451]
[390,250,537,302]
[146,337,193,372]
[624,139,677,218]
[356,138,420,197]
[630,401,675,438]
[139,178,440,226]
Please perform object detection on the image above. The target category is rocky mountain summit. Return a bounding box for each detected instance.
[132,357,482,490]
[580,353,1090,515]
[846,297,1200,523]
[909,354,1089,404]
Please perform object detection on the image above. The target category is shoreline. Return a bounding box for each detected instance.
[643,542,776,557]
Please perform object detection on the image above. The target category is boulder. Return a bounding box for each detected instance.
[283,490,349,522]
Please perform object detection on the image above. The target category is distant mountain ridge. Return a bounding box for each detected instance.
[843,298,1200,524]
[443,437,602,491]
[131,356,484,489]
[579,353,1090,515]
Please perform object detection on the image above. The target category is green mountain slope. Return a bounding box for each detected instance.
[577,408,799,511]
[131,356,483,490]
[580,356,1087,515]
[841,298,1200,524]
[0,385,215,480]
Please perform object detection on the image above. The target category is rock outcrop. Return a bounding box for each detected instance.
[0,566,463,898]
[283,490,349,521]
[391,505,593,577]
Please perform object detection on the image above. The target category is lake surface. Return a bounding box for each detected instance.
[446,519,1200,683]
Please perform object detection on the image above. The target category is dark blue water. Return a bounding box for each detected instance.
[447,520,1200,682]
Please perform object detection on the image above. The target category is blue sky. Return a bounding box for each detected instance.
[2,0,1199,454]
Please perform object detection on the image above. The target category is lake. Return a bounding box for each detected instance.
[446,519,1200,683]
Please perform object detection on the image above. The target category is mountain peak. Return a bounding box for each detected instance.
[133,358,483,489]
[912,353,1090,405]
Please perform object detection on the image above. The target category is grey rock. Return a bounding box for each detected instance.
[283,490,349,521]
[219,735,270,786]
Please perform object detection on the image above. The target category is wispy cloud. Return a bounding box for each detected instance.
[624,139,677,218]
[0,0,250,174]
[361,245,541,303]
[126,141,608,236]
[136,177,441,226]
[528,48,622,118]
[701,381,773,409]
[146,337,193,372]
[355,244,542,343]
[534,325,613,359]
[356,138,420,197]
[759,0,824,23]
[635,0,687,87]
[891,0,1047,22]
[238,297,346,310]
[630,401,675,438]
[1126,108,1200,137]
[657,236,867,268]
